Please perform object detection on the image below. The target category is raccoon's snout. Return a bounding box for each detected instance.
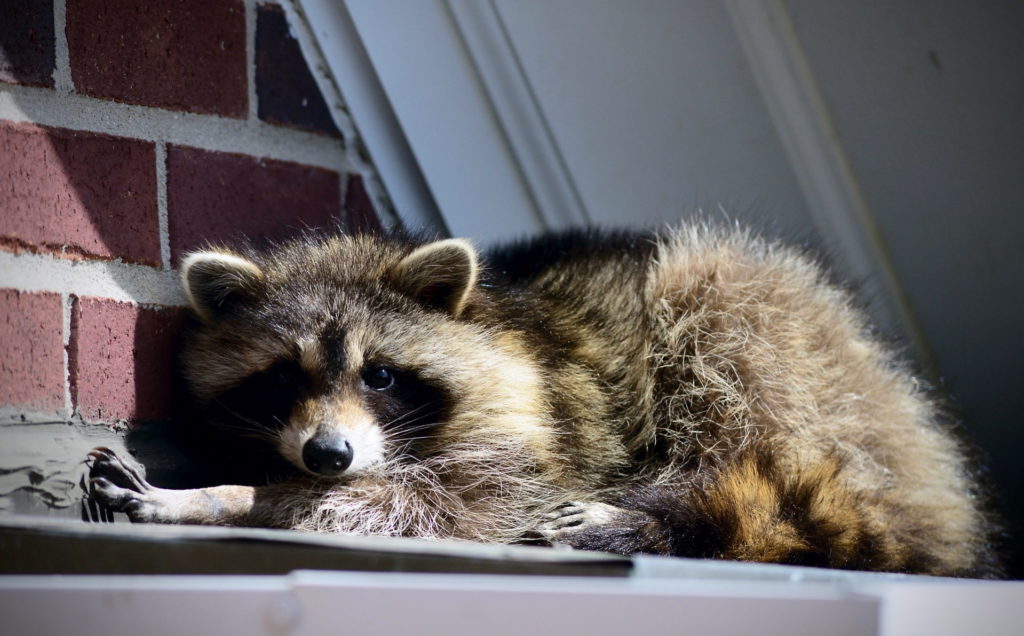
[302,435,354,476]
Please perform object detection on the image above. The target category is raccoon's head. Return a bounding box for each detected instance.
[178,235,491,480]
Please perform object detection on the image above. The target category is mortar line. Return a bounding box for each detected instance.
[245,0,260,123]
[0,250,187,307]
[52,0,73,95]
[0,86,350,174]
[155,142,171,270]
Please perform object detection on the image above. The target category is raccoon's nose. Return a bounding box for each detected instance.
[302,435,354,476]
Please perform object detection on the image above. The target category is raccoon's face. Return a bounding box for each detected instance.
[179,236,481,480]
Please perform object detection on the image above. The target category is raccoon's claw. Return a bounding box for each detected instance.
[87,447,157,523]
[88,447,149,489]
[541,502,586,522]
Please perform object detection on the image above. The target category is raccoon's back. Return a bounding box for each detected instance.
[492,225,995,574]
[485,228,658,376]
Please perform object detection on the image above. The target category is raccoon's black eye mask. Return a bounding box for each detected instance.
[209,359,309,433]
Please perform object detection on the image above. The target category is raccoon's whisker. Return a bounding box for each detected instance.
[381,401,442,430]
[215,425,281,445]
[211,399,283,435]
[209,422,281,446]
[387,435,433,451]
[208,419,277,438]
[383,421,439,441]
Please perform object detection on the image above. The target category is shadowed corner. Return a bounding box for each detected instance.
[0,0,56,90]
[117,300,297,495]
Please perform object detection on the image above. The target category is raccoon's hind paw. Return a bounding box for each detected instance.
[536,501,673,556]
[86,447,159,523]
[538,501,622,534]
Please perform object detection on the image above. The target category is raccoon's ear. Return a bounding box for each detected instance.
[390,239,479,317]
[180,251,264,323]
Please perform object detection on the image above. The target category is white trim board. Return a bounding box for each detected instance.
[1,571,880,636]
[446,0,590,230]
[341,0,547,243]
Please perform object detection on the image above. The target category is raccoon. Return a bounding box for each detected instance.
[88,224,1001,576]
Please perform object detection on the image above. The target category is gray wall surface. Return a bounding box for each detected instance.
[495,0,815,235]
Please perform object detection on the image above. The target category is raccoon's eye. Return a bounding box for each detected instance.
[363,366,395,391]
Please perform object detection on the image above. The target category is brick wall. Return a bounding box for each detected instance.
[0,0,390,428]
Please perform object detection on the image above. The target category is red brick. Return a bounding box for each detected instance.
[0,289,65,414]
[166,146,341,263]
[66,0,247,117]
[344,173,383,235]
[68,297,183,423]
[0,122,160,265]
[0,0,56,88]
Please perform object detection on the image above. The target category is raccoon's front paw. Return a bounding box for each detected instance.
[87,447,161,523]
[537,501,622,541]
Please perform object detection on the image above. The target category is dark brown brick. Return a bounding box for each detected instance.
[0,122,158,264]
[166,145,341,263]
[68,297,183,423]
[0,289,65,414]
[256,4,341,138]
[0,122,160,265]
[0,0,55,87]
[66,0,247,117]
[344,173,383,235]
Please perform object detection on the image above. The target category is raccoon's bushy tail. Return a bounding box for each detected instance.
[645,451,898,569]
[572,449,999,576]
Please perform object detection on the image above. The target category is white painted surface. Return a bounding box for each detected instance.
[874,581,1024,636]
[3,570,1024,636]
[0,572,879,636]
[334,0,916,342]
[723,0,922,348]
